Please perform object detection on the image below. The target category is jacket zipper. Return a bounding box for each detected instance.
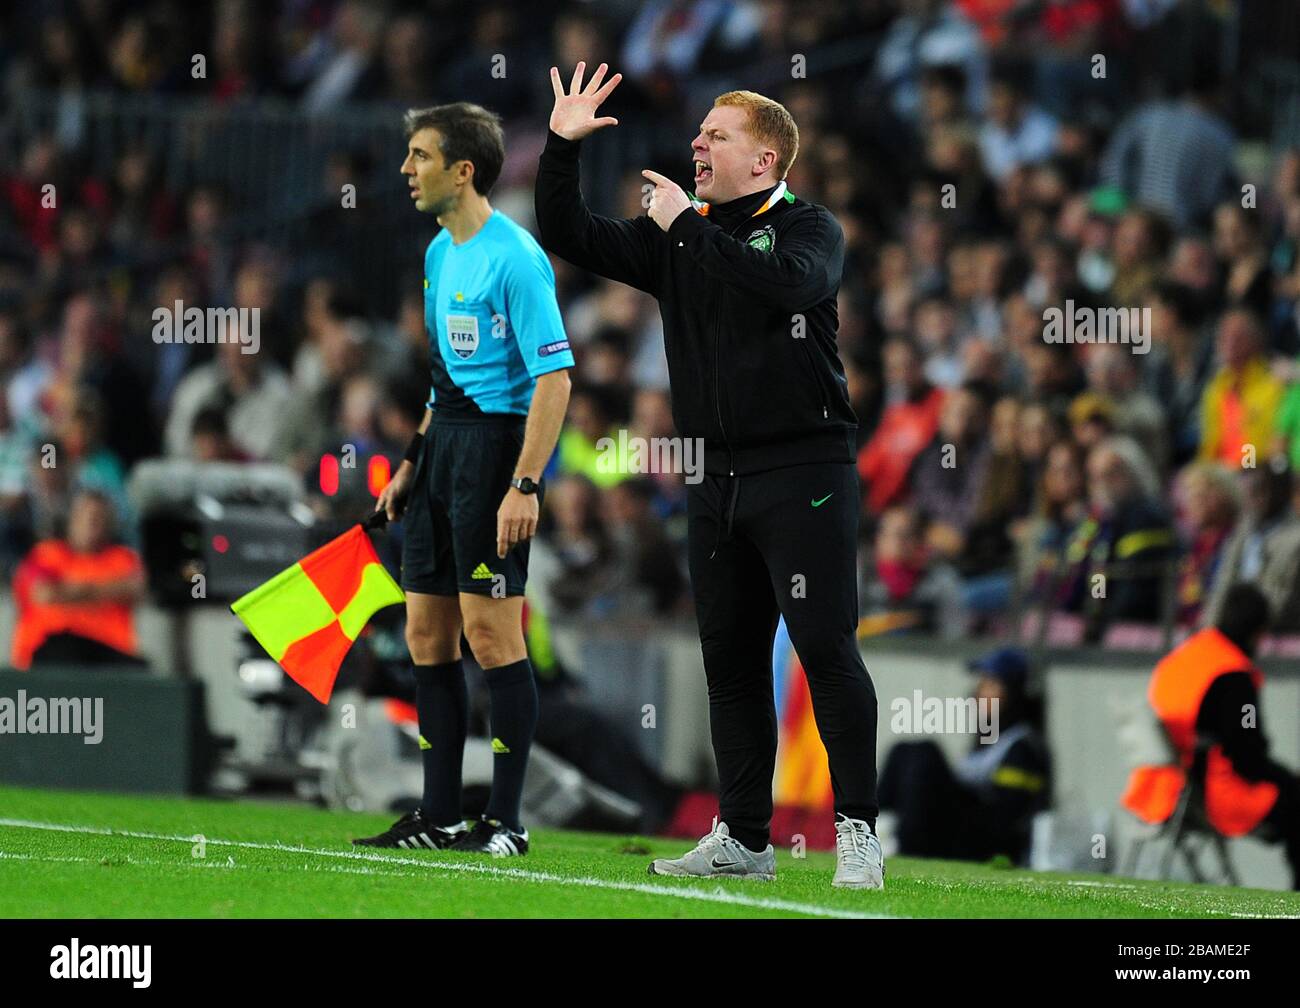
[712,295,733,475]
[712,216,760,476]
[800,337,830,420]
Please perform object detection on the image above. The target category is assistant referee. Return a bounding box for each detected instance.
[537,64,883,888]
[353,102,574,857]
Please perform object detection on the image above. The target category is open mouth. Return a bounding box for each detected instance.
[694,160,712,183]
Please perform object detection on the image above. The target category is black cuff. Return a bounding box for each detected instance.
[404,431,425,464]
[543,129,582,159]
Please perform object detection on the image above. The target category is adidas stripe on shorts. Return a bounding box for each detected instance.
[399,412,538,598]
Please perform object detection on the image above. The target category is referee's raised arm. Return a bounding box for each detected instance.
[536,62,661,295]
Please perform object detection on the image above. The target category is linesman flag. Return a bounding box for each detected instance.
[231,518,404,704]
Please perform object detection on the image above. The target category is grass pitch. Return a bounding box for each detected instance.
[1,785,1297,919]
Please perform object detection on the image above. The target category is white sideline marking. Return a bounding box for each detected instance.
[0,817,894,920]
[0,849,453,882]
[996,870,1300,917]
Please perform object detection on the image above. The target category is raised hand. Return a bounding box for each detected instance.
[549,61,623,142]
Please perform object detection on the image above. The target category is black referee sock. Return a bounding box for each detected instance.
[412,660,468,827]
[482,658,538,834]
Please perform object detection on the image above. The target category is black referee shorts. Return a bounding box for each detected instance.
[400,413,537,598]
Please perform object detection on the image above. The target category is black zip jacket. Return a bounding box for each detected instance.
[536,130,857,476]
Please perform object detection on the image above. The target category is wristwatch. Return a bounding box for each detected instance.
[510,476,540,495]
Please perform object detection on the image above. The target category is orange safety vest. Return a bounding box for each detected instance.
[1121,627,1279,836]
[9,540,141,670]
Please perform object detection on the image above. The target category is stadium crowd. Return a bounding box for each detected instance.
[3,0,1300,663]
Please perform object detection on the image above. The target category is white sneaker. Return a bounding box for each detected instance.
[648,818,776,881]
[832,813,885,889]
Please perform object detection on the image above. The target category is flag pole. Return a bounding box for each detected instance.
[361,509,390,532]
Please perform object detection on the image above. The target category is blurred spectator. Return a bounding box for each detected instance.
[9,488,146,670]
[0,384,32,577]
[106,143,178,257]
[531,473,614,619]
[1108,207,1168,307]
[25,437,73,545]
[1202,461,1300,633]
[1198,309,1285,467]
[1099,63,1235,230]
[873,0,987,123]
[1023,340,1086,415]
[857,336,945,516]
[912,379,996,568]
[918,62,970,133]
[437,7,537,120]
[621,1,759,90]
[914,294,962,388]
[379,13,436,108]
[1084,343,1169,476]
[165,339,292,461]
[879,647,1050,865]
[1014,400,1065,498]
[40,291,156,470]
[1214,201,1277,342]
[61,395,133,539]
[1015,437,1088,605]
[1277,373,1300,473]
[860,504,965,640]
[1143,280,1214,467]
[0,309,52,433]
[272,294,371,474]
[189,405,251,463]
[1068,390,1116,454]
[557,385,629,489]
[978,61,1058,182]
[628,387,688,522]
[1173,461,1239,626]
[599,477,687,617]
[965,393,1026,581]
[144,265,206,422]
[299,1,384,112]
[1062,435,1174,635]
[1167,232,1220,309]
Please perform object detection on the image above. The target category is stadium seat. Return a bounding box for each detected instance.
[1118,704,1240,885]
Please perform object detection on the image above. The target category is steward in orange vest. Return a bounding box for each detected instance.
[1122,584,1300,888]
[10,490,144,670]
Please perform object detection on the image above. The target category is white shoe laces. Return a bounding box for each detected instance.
[835,817,874,870]
[687,817,731,857]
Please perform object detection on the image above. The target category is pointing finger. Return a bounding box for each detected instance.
[641,169,671,187]
[549,66,562,101]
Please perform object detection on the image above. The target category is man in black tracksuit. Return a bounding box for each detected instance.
[537,62,882,887]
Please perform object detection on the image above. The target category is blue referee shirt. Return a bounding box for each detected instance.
[423,210,574,416]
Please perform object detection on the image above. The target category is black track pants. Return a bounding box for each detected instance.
[687,460,878,847]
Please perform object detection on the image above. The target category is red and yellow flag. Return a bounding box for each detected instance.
[231,525,404,703]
